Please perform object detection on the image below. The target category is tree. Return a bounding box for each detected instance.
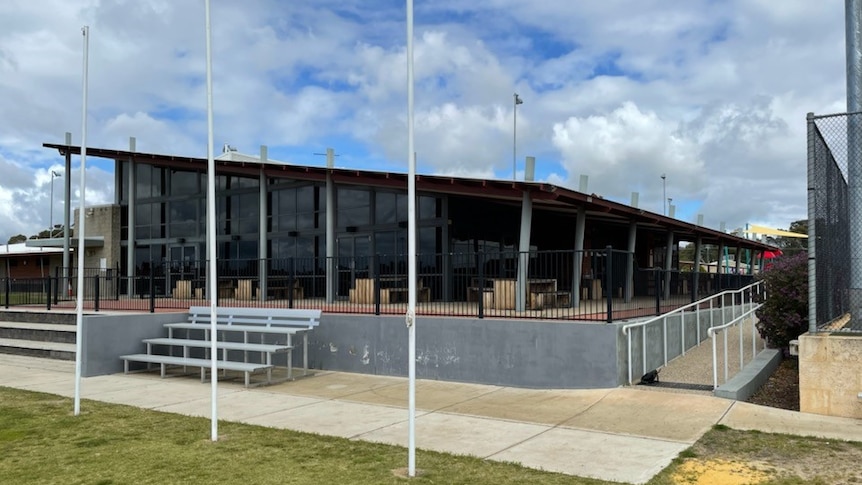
[755,251,808,350]
[7,234,26,244]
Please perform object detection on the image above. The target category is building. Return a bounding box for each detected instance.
[42,141,775,319]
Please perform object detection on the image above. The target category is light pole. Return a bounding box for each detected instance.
[50,170,62,236]
[668,197,673,216]
[661,173,666,216]
[513,93,523,180]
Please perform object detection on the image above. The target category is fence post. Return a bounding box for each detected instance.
[373,255,381,316]
[46,277,52,311]
[94,276,100,312]
[690,271,697,304]
[288,258,296,308]
[605,245,613,323]
[149,260,155,313]
[477,251,485,319]
[54,266,59,305]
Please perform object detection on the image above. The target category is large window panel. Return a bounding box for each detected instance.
[135,164,152,199]
[170,170,198,196]
[419,196,438,219]
[337,188,370,227]
[169,199,198,238]
[237,193,260,234]
[376,192,396,224]
[296,186,314,212]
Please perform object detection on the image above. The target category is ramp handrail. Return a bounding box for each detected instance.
[707,290,764,389]
[621,280,765,385]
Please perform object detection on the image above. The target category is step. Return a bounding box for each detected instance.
[0,337,76,360]
[0,321,77,343]
[0,311,78,325]
[0,321,77,332]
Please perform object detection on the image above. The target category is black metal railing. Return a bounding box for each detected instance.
[4,248,755,321]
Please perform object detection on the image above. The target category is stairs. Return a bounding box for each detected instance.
[0,311,77,360]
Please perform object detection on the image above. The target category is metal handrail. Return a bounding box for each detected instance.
[621,280,764,385]
[707,285,764,389]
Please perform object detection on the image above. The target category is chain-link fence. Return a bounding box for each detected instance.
[808,112,860,331]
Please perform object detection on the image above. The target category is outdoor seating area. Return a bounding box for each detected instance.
[349,276,430,304]
[120,306,321,387]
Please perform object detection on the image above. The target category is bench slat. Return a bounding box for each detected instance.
[120,354,271,373]
[165,322,303,335]
[142,338,291,353]
[188,306,321,322]
[188,316,317,329]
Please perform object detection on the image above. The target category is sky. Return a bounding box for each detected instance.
[0,0,848,243]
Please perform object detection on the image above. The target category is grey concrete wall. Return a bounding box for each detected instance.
[80,311,623,389]
[80,312,187,377]
[308,315,622,389]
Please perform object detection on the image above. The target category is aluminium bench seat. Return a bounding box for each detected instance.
[119,353,272,387]
[121,306,321,387]
[141,337,292,384]
[173,306,320,379]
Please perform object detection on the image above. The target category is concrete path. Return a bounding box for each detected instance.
[0,354,859,484]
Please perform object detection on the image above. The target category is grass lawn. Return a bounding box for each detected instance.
[0,387,609,485]
[0,292,48,306]
[3,386,861,484]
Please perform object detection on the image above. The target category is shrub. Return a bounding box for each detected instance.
[754,251,808,350]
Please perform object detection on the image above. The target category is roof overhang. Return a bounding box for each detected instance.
[44,143,778,252]
[26,237,103,249]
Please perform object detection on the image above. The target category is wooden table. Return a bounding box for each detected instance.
[492,278,558,310]
[350,278,392,304]
[236,279,254,300]
[173,280,192,299]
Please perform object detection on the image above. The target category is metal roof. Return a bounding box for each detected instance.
[44,143,778,251]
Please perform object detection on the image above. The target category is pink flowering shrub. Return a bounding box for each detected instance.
[755,252,808,350]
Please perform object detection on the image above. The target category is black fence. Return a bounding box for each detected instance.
[808,112,858,331]
[3,248,755,322]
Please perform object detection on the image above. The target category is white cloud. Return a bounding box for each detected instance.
[552,102,703,199]
[0,0,849,241]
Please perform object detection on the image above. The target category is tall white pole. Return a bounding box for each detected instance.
[50,173,54,232]
[661,174,666,216]
[73,25,89,417]
[513,94,522,180]
[204,0,219,442]
[406,0,417,477]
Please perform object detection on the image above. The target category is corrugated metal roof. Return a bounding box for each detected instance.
[0,243,65,256]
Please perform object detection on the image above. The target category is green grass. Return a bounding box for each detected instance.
[0,387,611,485]
[0,292,48,306]
[4,387,861,485]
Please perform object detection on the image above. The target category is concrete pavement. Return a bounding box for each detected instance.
[0,354,859,484]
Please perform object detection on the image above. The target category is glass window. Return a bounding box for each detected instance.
[337,188,370,227]
[277,188,296,215]
[375,192,396,224]
[169,200,197,238]
[135,203,152,226]
[296,212,315,230]
[419,196,438,219]
[135,164,151,198]
[237,193,260,234]
[120,161,129,203]
[234,176,259,189]
[170,170,198,196]
[297,186,314,212]
[396,194,408,221]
